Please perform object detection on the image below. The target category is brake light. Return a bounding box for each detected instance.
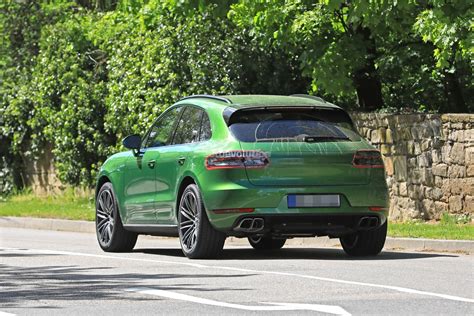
[205,150,269,170]
[353,150,384,168]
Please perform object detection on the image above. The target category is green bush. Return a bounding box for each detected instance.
[1,0,472,188]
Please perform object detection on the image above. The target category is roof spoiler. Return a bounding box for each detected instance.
[290,94,326,103]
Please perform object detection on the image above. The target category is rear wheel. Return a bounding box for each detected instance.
[340,221,387,256]
[96,182,137,252]
[248,236,286,250]
[178,184,226,259]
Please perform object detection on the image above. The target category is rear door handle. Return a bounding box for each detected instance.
[177,157,186,166]
[147,160,156,169]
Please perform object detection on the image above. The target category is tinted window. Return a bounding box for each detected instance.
[144,107,182,148]
[228,108,360,143]
[199,112,212,141]
[173,106,203,145]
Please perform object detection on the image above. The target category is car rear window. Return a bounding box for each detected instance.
[228,108,361,143]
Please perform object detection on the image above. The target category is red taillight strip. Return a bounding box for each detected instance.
[369,206,386,211]
[212,208,255,214]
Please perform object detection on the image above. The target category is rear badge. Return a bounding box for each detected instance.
[288,194,340,208]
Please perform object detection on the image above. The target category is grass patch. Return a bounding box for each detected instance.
[0,190,94,221]
[388,221,474,240]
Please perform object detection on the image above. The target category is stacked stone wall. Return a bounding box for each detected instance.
[351,113,473,220]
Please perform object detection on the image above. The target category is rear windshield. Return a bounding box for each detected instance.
[228,108,361,143]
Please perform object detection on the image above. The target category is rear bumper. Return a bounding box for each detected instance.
[229,213,386,238]
[201,181,389,233]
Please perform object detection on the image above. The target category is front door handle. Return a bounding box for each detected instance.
[147,160,156,169]
[177,157,186,166]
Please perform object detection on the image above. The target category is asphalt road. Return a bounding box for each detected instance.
[1,228,473,316]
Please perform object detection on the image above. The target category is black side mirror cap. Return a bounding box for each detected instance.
[122,134,141,150]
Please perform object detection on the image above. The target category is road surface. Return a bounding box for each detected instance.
[1,227,473,315]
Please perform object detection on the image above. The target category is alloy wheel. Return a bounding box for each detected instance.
[179,191,200,252]
[96,189,115,246]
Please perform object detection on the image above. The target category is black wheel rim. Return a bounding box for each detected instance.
[249,236,262,244]
[97,189,115,246]
[179,191,199,252]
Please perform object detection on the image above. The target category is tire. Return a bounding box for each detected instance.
[248,236,286,250]
[96,182,138,252]
[340,220,387,256]
[178,184,226,259]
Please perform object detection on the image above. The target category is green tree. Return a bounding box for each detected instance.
[229,0,472,112]
[414,0,473,112]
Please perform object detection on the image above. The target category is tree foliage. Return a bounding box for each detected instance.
[0,0,472,189]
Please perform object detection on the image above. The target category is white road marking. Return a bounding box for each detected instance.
[2,247,474,303]
[0,312,16,316]
[126,287,351,315]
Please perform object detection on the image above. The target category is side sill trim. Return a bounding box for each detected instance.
[123,224,179,237]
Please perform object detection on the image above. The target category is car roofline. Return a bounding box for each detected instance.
[179,94,232,104]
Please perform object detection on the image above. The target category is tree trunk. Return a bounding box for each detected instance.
[443,71,467,113]
[352,27,384,111]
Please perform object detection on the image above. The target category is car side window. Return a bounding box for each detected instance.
[144,107,183,148]
[173,106,204,145]
[199,112,212,141]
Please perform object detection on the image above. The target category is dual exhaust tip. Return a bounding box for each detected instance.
[234,218,265,233]
[357,216,379,230]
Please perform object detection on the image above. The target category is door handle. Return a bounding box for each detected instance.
[177,157,186,166]
[147,160,156,169]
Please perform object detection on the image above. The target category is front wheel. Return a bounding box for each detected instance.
[340,221,387,256]
[96,182,137,252]
[248,236,286,250]
[178,184,226,259]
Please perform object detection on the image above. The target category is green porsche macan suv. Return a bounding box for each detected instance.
[95,95,389,259]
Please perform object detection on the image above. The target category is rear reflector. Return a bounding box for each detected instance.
[212,208,255,214]
[353,150,384,168]
[369,206,386,211]
[206,150,269,170]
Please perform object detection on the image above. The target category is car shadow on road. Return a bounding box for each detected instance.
[0,260,254,309]
[135,247,459,260]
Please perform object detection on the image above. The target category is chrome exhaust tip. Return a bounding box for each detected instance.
[234,218,265,233]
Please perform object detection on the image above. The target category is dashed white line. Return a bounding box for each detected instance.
[2,247,473,304]
[126,287,351,315]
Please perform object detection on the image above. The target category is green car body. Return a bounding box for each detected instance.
[96,95,389,258]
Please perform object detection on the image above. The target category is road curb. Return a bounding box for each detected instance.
[1,216,472,254]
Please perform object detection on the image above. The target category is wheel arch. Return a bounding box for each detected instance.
[96,175,111,198]
[175,176,197,219]
[95,172,127,222]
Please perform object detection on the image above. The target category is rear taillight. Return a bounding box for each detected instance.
[353,150,384,168]
[205,150,269,170]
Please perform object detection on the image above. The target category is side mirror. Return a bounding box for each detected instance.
[122,134,141,150]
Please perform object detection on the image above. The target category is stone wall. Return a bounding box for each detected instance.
[22,143,63,195]
[351,113,473,221]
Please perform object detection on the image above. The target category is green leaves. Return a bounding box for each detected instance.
[1,0,472,189]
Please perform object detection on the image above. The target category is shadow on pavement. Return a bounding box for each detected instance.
[135,247,459,261]
[0,259,254,309]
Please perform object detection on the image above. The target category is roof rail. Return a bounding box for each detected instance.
[290,94,326,103]
[179,94,232,104]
